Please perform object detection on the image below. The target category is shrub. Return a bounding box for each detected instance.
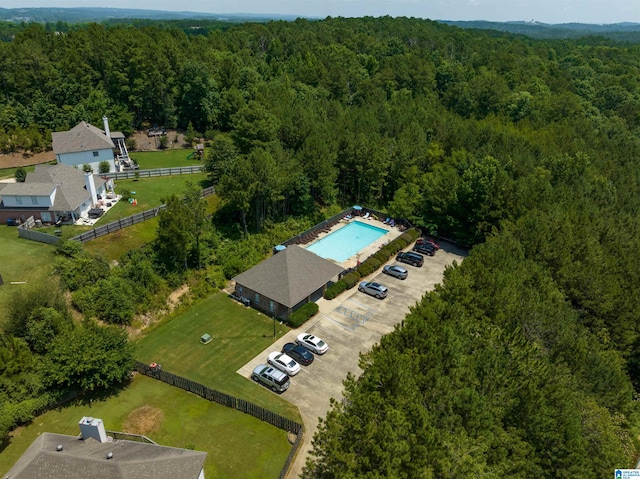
[356,261,377,278]
[373,250,389,263]
[82,163,92,173]
[120,189,132,201]
[222,256,246,279]
[324,280,347,299]
[99,161,110,173]
[289,302,319,328]
[399,232,413,244]
[407,227,421,241]
[15,167,26,182]
[343,272,361,289]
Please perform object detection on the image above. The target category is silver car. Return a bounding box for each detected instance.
[251,365,290,393]
[358,281,388,299]
[383,264,408,280]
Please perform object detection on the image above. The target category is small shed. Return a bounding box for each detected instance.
[200,333,213,344]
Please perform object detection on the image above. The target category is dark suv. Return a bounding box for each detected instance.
[282,342,314,366]
[413,243,436,256]
[396,251,424,267]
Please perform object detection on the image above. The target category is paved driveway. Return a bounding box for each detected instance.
[236,240,467,478]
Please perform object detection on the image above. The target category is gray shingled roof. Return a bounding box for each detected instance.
[52,121,115,154]
[0,164,107,211]
[0,182,56,196]
[6,433,207,479]
[233,245,344,308]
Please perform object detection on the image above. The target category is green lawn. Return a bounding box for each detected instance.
[83,217,160,261]
[136,292,301,421]
[82,193,219,262]
[130,148,205,169]
[0,164,37,180]
[35,173,210,250]
[110,173,210,218]
[0,226,57,328]
[0,375,292,479]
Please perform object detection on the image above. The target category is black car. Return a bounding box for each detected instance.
[413,243,436,256]
[396,251,424,267]
[282,342,314,366]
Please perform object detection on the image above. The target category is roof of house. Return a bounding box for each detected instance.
[52,121,116,155]
[0,182,56,196]
[233,245,344,308]
[6,432,207,479]
[0,164,107,212]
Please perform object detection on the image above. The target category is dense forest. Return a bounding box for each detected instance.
[1,16,640,475]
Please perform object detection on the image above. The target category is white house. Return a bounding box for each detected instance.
[0,163,111,224]
[51,117,129,173]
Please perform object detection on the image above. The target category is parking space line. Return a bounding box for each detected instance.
[322,314,357,332]
[346,297,378,312]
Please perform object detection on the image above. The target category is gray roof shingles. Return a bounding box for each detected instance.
[0,164,107,212]
[0,182,56,196]
[233,245,344,308]
[52,121,115,154]
[6,433,207,479]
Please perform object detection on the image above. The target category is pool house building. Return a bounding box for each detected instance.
[233,245,344,320]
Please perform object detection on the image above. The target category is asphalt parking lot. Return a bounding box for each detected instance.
[236,240,467,478]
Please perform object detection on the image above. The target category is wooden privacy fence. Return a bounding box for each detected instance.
[18,226,62,244]
[135,361,303,479]
[103,165,204,180]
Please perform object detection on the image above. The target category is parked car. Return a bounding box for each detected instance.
[416,237,440,250]
[268,351,301,376]
[358,281,388,299]
[413,243,436,256]
[282,342,314,366]
[383,264,408,280]
[296,333,329,355]
[396,251,424,267]
[251,364,290,393]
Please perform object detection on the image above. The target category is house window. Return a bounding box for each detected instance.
[269,301,276,313]
[93,151,99,157]
[254,293,260,304]
[15,197,22,205]
[31,196,38,205]
[41,212,51,222]
[238,286,243,294]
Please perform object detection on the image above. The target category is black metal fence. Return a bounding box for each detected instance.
[135,362,304,478]
[70,207,166,243]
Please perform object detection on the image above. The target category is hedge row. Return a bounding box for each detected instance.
[323,227,421,300]
[289,302,319,328]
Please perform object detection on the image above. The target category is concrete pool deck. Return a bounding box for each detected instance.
[303,217,405,270]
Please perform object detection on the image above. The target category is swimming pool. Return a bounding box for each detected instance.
[306,221,388,263]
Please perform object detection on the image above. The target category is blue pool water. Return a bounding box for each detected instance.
[307,221,388,263]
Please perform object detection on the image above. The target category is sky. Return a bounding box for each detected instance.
[3,0,640,25]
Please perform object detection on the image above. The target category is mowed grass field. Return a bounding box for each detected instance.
[0,226,57,328]
[0,375,292,479]
[136,292,301,420]
[37,173,211,254]
[130,148,204,169]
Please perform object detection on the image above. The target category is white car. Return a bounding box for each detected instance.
[296,333,329,355]
[267,351,301,376]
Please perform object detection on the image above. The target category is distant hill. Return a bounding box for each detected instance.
[441,20,640,42]
[2,8,640,42]
[0,7,305,23]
